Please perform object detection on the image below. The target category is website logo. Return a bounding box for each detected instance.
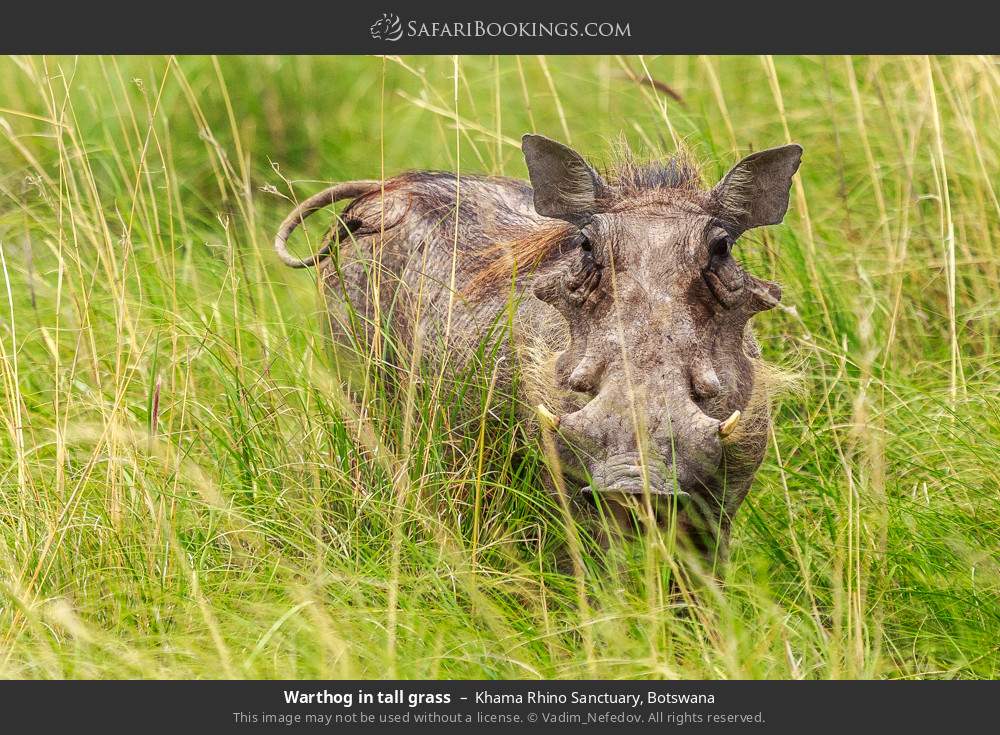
[370,13,403,41]
[368,15,631,42]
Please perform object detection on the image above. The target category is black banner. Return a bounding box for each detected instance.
[0,1,996,53]
[1,680,996,733]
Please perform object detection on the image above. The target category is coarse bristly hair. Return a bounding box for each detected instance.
[602,142,704,196]
[467,146,707,298]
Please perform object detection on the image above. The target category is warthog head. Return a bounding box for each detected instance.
[521,135,801,546]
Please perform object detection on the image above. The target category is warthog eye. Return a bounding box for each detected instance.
[559,232,601,305]
[702,229,747,308]
[708,234,732,260]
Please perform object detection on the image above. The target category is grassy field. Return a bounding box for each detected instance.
[0,55,997,679]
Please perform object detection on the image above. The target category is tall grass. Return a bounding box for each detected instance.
[0,55,997,679]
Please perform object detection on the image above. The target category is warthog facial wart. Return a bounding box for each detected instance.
[275,133,802,563]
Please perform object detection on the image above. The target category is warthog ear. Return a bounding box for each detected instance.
[713,144,803,233]
[522,134,606,226]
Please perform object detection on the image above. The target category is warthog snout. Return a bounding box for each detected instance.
[556,381,727,499]
[590,453,690,498]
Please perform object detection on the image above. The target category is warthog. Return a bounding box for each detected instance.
[275,134,801,562]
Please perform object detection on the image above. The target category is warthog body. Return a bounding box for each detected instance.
[275,135,802,560]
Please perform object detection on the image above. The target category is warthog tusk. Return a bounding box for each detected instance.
[536,404,560,429]
[719,410,741,438]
